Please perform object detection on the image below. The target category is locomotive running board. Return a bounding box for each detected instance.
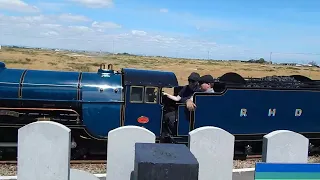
[0,107,81,124]
[0,142,17,147]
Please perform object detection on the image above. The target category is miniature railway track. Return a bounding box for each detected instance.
[0,160,106,165]
[246,155,262,159]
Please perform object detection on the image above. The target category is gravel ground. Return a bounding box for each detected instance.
[1,156,320,176]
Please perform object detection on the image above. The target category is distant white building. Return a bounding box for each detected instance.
[0,45,2,50]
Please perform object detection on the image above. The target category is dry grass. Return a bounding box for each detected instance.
[1,47,319,87]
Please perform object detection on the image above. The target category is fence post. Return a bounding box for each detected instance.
[17,121,71,180]
[106,126,156,180]
[262,130,309,163]
[189,126,235,180]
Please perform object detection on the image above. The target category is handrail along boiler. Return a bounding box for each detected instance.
[1,61,320,159]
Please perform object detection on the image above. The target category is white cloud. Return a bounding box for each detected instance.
[40,24,62,29]
[0,0,40,13]
[59,13,91,22]
[0,13,247,59]
[35,2,67,12]
[131,30,147,36]
[92,21,122,31]
[160,8,168,13]
[68,0,113,8]
[41,31,59,37]
[0,14,93,26]
[68,25,94,32]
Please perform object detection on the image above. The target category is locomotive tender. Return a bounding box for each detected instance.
[1,60,320,159]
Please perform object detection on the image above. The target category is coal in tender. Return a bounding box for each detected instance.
[245,76,303,88]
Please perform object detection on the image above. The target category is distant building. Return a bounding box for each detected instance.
[279,63,297,66]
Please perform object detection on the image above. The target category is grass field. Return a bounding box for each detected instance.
[0,47,319,86]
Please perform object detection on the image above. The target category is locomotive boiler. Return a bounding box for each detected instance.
[1,60,320,160]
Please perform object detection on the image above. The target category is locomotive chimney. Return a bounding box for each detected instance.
[98,63,114,74]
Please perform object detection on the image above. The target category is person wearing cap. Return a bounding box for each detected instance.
[198,74,215,93]
[186,74,215,111]
[161,72,200,139]
[162,72,200,103]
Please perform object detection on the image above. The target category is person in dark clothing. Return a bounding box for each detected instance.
[186,74,216,111]
[161,72,200,139]
[162,72,200,103]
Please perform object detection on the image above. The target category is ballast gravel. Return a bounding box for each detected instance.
[1,156,320,176]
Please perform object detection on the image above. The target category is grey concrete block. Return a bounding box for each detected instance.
[133,143,199,180]
[189,126,235,180]
[262,130,309,163]
[70,169,100,180]
[17,121,71,180]
[232,169,254,180]
[106,126,156,180]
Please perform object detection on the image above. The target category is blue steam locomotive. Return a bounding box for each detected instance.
[1,61,320,159]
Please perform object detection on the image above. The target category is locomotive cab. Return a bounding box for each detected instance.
[121,68,178,139]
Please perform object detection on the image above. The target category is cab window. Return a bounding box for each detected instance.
[145,87,158,103]
[130,86,143,103]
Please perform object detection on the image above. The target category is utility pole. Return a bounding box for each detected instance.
[112,40,114,55]
[269,52,272,62]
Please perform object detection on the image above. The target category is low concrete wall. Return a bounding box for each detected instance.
[232,168,255,180]
[0,168,255,180]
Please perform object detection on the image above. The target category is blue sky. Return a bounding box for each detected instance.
[0,0,320,63]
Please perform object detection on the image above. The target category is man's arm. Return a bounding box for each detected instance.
[163,92,182,102]
[163,86,188,102]
[186,97,196,111]
[179,94,192,103]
